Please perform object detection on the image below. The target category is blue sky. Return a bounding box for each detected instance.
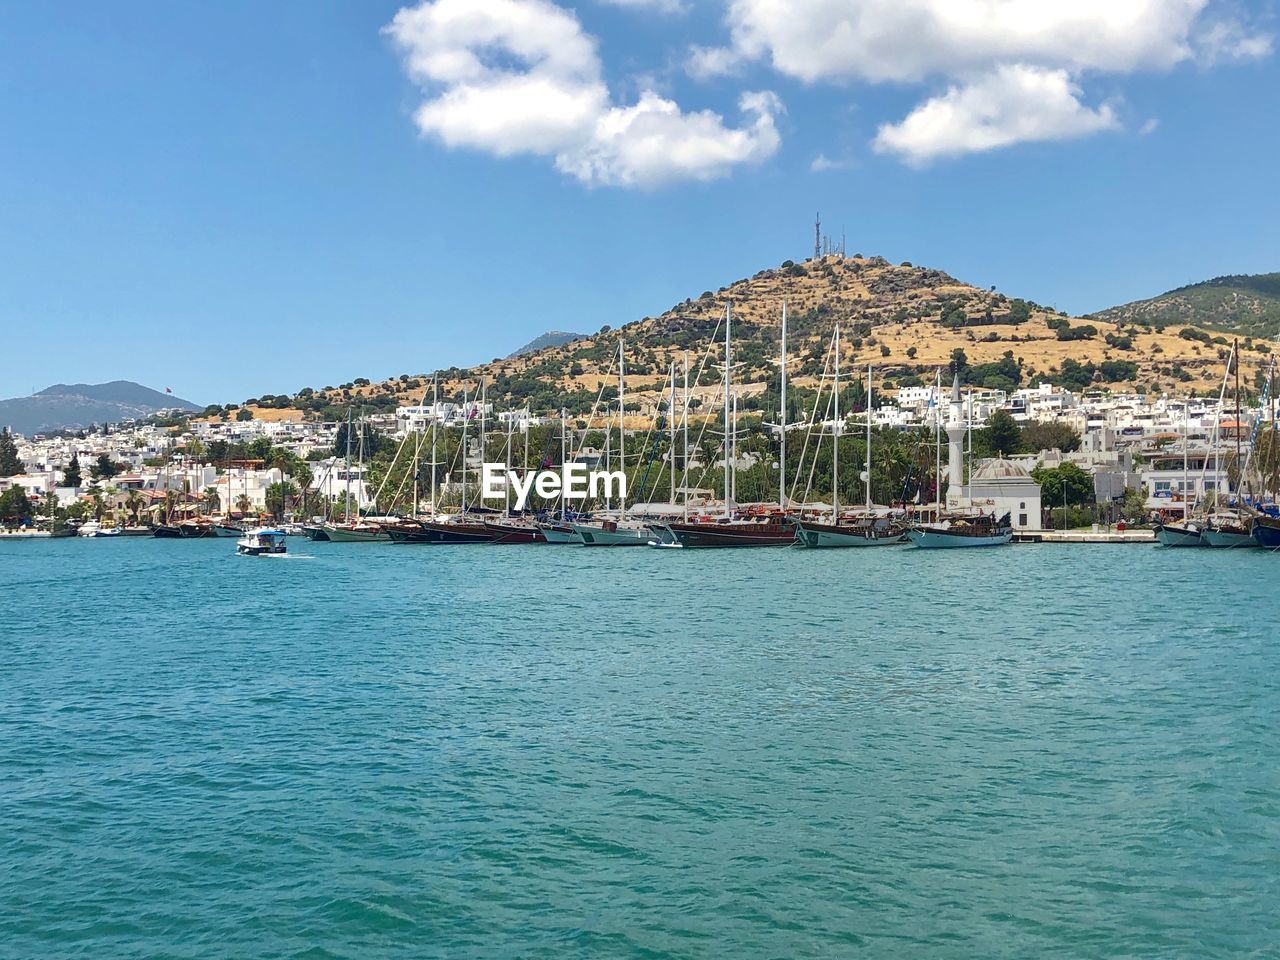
[2,0,1278,405]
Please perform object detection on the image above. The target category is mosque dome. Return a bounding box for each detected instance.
[971,458,1033,481]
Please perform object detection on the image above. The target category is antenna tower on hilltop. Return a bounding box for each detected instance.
[814,212,821,259]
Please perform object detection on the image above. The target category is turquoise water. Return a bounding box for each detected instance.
[2,539,1277,958]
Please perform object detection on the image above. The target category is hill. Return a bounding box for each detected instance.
[223,255,1269,424]
[507,331,587,358]
[1091,273,1280,340]
[0,381,200,436]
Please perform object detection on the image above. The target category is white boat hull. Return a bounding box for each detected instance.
[906,528,1013,549]
[569,522,650,546]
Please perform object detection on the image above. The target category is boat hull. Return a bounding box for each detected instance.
[1154,524,1204,548]
[1202,527,1258,549]
[299,524,331,541]
[658,519,797,548]
[536,521,582,544]
[389,520,497,544]
[1252,518,1280,549]
[569,521,651,546]
[211,524,243,538]
[483,520,547,544]
[795,519,908,548]
[323,524,390,542]
[151,525,184,539]
[906,527,1013,549]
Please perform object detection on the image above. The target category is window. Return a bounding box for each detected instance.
[1019,514,1027,527]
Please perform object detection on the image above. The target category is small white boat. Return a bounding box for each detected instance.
[569,519,652,546]
[237,528,287,556]
[77,521,121,538]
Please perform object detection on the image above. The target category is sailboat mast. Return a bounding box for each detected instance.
[430,377,438,517]
[780,300,788,509]
[1235,338,1243,505]
[683,353,689,521]
[460,386,469,515]
[934,370,942,517]
[723,303,732,517]
[344,408,352,523]
[560,407,567,521]
[619,339,626,522]
[669,359,677,504]
[505,406,513,516]
[865,363,872,511]
[833,323,840,520]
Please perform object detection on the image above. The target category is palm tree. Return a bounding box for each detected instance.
[292,463,313,515]
[125,490,143,525]
[88,489,105,520]
[235,493,252,516]
[203,487,221,515]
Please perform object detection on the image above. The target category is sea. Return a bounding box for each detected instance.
[2,538,1277,958]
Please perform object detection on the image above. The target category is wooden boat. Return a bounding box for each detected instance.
[178,520,216,539]
[655,513,797,548]
[151,524,184,539]
[906,512,1013,549]
[236,528,287,556]
[1201,514,1259,548]
[1153,521,1205,548]
[795,515,909,548]
[536,520,582,544]
[1251,515,1280,549]
[388,518,497,544]
[483,518,547,544]
[322,521,390,542]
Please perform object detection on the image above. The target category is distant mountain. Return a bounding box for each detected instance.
[0,381,201,436]
[507,330,586,358]
[1091,273,1280,340]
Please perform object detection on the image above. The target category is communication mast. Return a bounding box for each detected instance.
[814,212,821,260]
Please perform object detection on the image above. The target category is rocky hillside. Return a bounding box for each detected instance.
[228,255,1271,423]
[1092,273,1280,341]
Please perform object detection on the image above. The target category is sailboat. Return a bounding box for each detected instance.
[654,303,796,548]
[569,340,653,546]
[796,344,908,548]
[1203,343,1261,548]
[1154,404,1206,547]
[323,411,391,542]
[905,373,1012,548]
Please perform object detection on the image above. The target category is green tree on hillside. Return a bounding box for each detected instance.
[980,410,1022,457]
[63,453,82,488]
[0,429,21,477]
[1021,421,1082,453]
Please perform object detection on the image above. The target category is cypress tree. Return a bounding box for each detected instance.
[63,453,82,488]
[0,429,21,477]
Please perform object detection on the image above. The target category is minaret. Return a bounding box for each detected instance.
[946,372,966,506]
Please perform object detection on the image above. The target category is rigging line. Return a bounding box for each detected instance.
[789,327,837,507]
[683,316,736,499]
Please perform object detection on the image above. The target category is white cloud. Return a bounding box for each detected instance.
[810,152,852,172]
[597,0,688,14]
[691,0,1271,162]
[1140,117,1160,135]
[873,65,1119,165]
[385,0,780,187]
